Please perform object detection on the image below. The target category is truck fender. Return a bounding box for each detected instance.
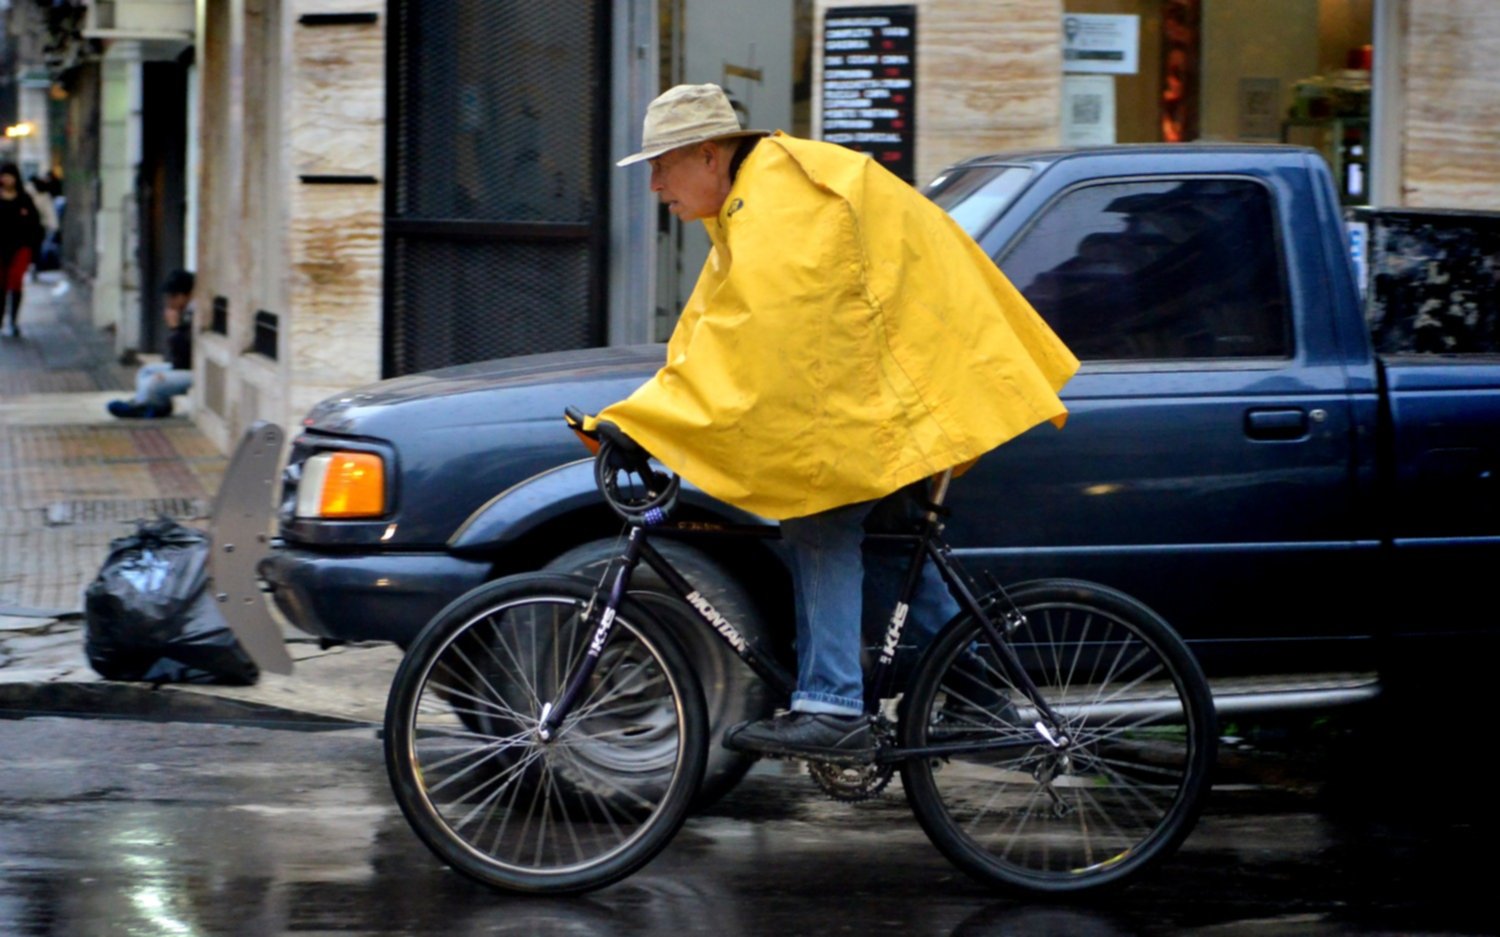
[445,457,777,553]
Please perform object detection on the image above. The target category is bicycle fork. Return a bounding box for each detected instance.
[535,528,644,742]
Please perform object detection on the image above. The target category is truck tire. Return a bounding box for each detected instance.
[544,539,776,809]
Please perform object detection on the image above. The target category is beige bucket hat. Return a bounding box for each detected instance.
[617,83,769,167]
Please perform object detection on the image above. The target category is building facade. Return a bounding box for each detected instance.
[19,1,1494,453]
[7,0,195,359]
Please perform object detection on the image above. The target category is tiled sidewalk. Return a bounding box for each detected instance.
[0,276,225,612]
[0,275,396,727]
[0,276,229,697]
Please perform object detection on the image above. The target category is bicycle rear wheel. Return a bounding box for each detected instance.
[900,578,1216,895]
[384,573,708,894]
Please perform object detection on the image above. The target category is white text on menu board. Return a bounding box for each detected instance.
[823,16,912,145]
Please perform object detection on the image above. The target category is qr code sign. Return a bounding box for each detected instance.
[1072,94,1103,125]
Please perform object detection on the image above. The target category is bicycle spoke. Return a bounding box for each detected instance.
[446,745,547,831]
[425,678,533,725]
[903,582,1213,894]
[479,610,549,704]
[387,584,703,890]
[552,746,631,847]
[422,733,530,781]
[549,744,667,814]
[562,657,666,726]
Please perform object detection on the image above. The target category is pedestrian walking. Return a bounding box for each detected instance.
[0,162,45,337]
[27,172,60,274]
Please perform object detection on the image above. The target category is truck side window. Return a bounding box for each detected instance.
[999,179,1290,361]
[1364,209,1500,356]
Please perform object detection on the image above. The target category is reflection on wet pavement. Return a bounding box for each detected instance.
[0,713,1492,936]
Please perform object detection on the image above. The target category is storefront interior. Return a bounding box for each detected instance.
[1062,0,1374,204]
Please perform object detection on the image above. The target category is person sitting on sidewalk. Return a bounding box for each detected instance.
[108,270,196,420]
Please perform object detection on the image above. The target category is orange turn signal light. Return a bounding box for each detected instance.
[296,451,386,518]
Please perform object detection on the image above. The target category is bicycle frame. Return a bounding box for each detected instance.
[537,471,1069,760]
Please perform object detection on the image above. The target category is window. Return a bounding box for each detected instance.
[925,166,1032,240]
[999,178,1290,361]
[1059,1,1375,206]
[1364,208,1500,356]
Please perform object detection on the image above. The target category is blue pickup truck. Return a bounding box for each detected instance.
[219,144,1499,799]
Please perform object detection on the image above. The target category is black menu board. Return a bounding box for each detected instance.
[820,6,917,183]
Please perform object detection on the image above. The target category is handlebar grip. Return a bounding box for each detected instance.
[571,412,680,524]
[595,422,654,477]
[564,407,601,453]
[563,406,591,434]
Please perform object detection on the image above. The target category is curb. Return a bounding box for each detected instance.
[0,680,372,732]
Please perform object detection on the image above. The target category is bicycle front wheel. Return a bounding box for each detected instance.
[900,578,1216,895]
[384,573,708,894]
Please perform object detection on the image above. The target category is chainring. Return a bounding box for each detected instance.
[806,759,896,803]
[807,715,897,802]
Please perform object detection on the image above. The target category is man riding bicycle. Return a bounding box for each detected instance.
[590,84,1078,764]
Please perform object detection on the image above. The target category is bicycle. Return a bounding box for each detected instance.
[383,411,1217,896]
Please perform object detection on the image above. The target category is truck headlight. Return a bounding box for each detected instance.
[295,452,386,518]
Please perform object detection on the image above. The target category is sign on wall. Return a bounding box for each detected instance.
[1237,77,1282,140]
[1063,13,1139,75]
[1062,75,1117,146]
[820,5,917,183]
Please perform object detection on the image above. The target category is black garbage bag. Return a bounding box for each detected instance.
[83,517,259,685]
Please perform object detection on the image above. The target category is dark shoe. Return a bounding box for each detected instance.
[723,711,874,764]
[108,399,150,419]
[108,399,172,419]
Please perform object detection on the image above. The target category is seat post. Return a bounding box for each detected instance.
[927,469,954,519]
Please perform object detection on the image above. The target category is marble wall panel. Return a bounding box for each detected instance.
[287,184,383,388]
[239,0,280,351]
[919,0,1061,181]
[192,0,246,436]
[287,2,385,177]
[1402,0,1500,210]
[285,1,386,391]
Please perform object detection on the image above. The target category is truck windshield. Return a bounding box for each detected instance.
[925,166,1032,239]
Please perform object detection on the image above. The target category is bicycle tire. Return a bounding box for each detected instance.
[384,572,708,894]
[544,539,777,809]
[899,578,1216,895]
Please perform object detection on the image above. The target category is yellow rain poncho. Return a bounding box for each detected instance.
[599,133,1079,520]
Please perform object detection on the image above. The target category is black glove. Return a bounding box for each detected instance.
[594,421,654,477]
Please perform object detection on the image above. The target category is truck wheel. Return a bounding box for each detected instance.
[544,539,775,809]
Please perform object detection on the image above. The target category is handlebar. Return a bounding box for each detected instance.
[564,408,680,524]
[563,406,600,452]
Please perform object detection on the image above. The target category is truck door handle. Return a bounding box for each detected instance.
[1245,408,1309,440]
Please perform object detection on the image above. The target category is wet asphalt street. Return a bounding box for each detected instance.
[0,703,1491,937]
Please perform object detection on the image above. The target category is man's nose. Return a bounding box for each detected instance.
[649,170,664,193]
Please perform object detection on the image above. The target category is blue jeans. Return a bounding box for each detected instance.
[134,362,192,408]
[781,493,960,716]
